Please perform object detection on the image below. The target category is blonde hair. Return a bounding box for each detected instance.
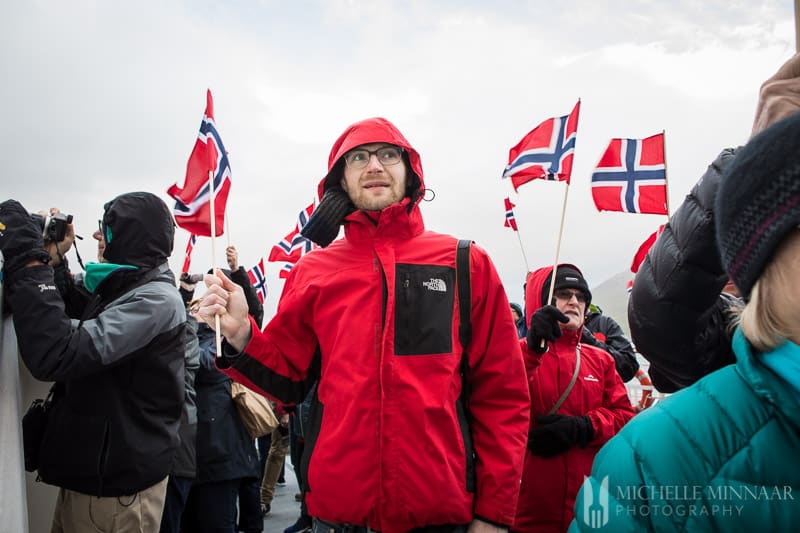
[730,228,800,351]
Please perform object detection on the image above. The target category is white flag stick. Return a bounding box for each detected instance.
[208,169,223,359]
[514,222,531,274]
[541,180,570,350]
[662,129,671,219]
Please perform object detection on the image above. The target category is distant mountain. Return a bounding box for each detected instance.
[589,270,633,337]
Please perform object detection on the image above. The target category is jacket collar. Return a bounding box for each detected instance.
[733,328,800,424]
[342,199,425,244]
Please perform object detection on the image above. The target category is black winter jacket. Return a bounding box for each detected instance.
[194,324,260,483]
[627,149,739,392]
[582,309,639,382]
[10,262,187,496]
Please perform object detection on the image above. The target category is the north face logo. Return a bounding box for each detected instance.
[422,278,447,292]
[584,374,599,382]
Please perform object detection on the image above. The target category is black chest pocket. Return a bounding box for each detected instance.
[394,264,455,355]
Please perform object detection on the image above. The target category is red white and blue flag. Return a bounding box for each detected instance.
[181,234,197,273]
[247,258,268,303]
[503,197,518,231]
[268,202,318,264]
[591,133,667,215]
[278,263,294,279]
[502,100,581,190]
[168,89,232,236]
[631,224,666,274]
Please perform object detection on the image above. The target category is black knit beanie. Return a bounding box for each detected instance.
[716,112,800,300]
[541,265,592,307]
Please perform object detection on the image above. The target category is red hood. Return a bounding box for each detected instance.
[317,117,425,201]
[524,263,584,326]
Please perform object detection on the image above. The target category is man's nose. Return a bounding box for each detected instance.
[365,153,384,170]
[92,230,102,241]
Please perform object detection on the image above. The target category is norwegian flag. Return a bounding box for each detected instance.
[503,197,518,231]
[247,258,268,303]
[502,100,581,190]
[591,133,667,215]
[268,202,318,264]
[278,263,294,279]
[167,89,232,236]
[631,224,666,274]
[181,234,197,274]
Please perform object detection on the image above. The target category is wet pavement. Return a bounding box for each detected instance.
[263,462,305,533]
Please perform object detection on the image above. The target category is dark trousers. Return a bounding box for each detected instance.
[182,479,240,533]
[159,475,193,533]
[237,477,263,533]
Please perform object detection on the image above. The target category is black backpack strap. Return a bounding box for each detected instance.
[456,239,472,395]
[456,239,472,349]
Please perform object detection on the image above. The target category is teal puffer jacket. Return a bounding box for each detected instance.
[569,328,800,532]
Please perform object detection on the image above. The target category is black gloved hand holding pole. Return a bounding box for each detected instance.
[0,200,51,276]
[526,305,569,354]
[527,414,594,458]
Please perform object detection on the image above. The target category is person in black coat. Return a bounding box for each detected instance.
[627,53,800,392]
[181,250,264,533]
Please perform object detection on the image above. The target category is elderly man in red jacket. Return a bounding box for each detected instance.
[514,264,635,532]
[198,117,530,533]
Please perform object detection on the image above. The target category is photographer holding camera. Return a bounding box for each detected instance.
[0,192,188,533]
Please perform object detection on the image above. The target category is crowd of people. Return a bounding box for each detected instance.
[1,52,799,533]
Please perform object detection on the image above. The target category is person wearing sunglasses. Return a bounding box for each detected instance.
[515,264,635,532]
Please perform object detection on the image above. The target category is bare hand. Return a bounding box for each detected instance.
[467,519,507,533]
[197,269,252,350]
[751,52,800,137]
[226,245,239,271]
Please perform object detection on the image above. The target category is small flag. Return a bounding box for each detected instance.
[247,258,268,303]
[631,224,666,274]
[503,197,518,231]
[168,89,232,236]
[181,234,197,274]
[502,100,581,190]
[591,133,667,215]
[278,263,293,279]
[268,202,318,264]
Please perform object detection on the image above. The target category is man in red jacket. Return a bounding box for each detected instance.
[514,264,635,532]
[198,117,530,533]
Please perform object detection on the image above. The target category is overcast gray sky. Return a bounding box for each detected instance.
[2,1,795,317]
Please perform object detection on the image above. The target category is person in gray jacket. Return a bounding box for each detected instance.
[0,191,188,532]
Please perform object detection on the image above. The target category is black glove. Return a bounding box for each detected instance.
[526,305,569,354]
[528,414,594,458]
[0,200,50,276]
[178,272,197,306]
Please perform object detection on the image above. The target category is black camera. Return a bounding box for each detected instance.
[30,212,73,242]
[180,272,205,284]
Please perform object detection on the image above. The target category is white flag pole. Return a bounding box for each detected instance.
[795,0,799,52]
[514,220,531,274]
[662,129,671,219]
[541,180,570,350]
[208,169,223,359]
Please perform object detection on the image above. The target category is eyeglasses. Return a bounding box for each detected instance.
[343,146,404,169]
[554,289,586,303]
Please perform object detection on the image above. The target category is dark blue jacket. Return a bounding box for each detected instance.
[194,323,260,482]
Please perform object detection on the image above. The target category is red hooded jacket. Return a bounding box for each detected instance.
[220,118,530,532]
[514,265,635,532]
